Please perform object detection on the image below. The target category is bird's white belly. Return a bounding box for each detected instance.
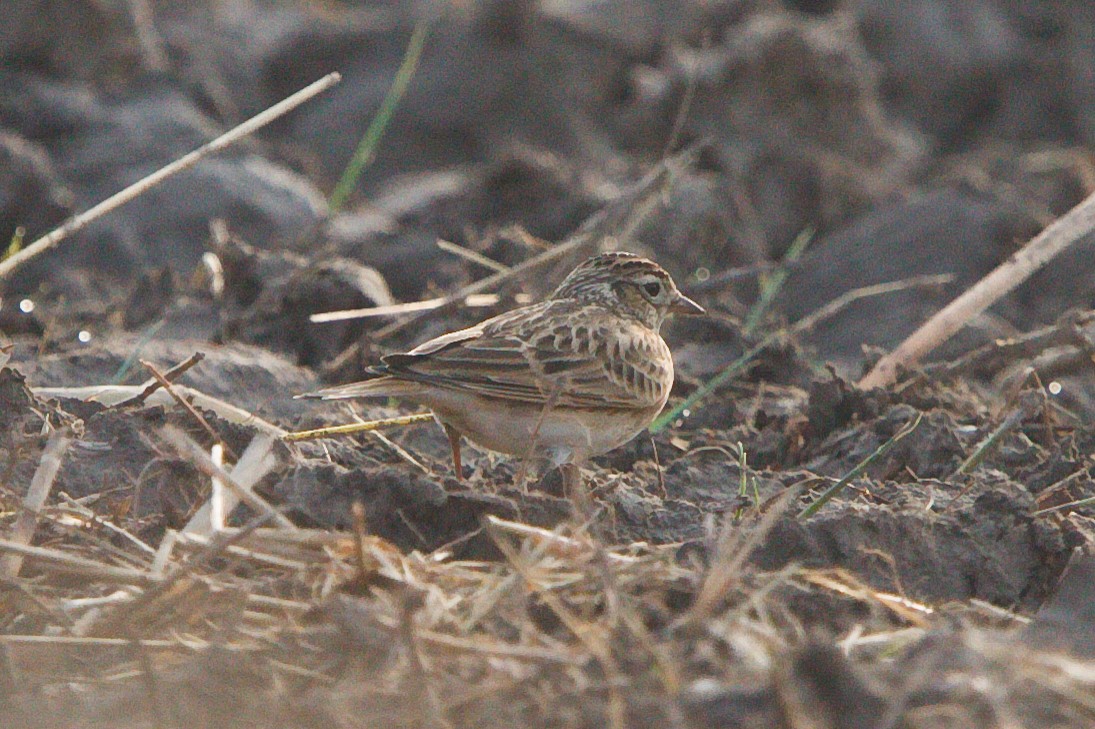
[426,391,660,465]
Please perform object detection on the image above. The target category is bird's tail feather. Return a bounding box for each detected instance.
[295,375,421,400]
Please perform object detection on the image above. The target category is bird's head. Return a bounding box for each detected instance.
[551,252,705,330]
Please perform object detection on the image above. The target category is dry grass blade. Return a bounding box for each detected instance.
[436,239,511,273]
[89,511,277,636]
[0,73,340,281]
[2,429,71,578]
[0,538,159,585]
[683,481,807,624]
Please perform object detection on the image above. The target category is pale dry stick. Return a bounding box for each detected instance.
[175,431,282,534]
[32,384,286,436]
[310,294,501,324]
[149,530,178,577]
[160,427,294,531]
[860,189,1095,389]
[2,429,72,577]
[210,442,226,532]
[0,73,341,282]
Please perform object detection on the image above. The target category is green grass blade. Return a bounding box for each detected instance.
[798,411,923,519]
[328,20,430,214]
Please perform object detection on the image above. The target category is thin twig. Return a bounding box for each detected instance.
[0,73,341,281]
[789,274,955,336]
[113,352,205,408]
[1032,492,1095,516]
[650,273,955,433]
[283,412,435,441]
[141,359,235,460]
[310,294,500,324]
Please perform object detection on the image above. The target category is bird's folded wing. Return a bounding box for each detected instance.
[382,325,668,410]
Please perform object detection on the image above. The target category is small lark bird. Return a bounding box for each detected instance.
[302,252,704,493]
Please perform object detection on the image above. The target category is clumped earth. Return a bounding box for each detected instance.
[1,2,1094,728]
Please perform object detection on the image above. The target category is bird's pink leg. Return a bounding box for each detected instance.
[443,423,463,480]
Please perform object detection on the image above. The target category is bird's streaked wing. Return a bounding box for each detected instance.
[380,301,670,410]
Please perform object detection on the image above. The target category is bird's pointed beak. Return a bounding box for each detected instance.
[670,293,706,316]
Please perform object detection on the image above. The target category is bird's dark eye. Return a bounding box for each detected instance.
[643,281,662,297]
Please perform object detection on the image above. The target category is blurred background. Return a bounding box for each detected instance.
[0,0,1093,380]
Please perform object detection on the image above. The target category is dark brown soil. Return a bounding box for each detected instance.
[1,2,1094,728]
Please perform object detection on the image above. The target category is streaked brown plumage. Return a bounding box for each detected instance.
[301,252,704,491]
